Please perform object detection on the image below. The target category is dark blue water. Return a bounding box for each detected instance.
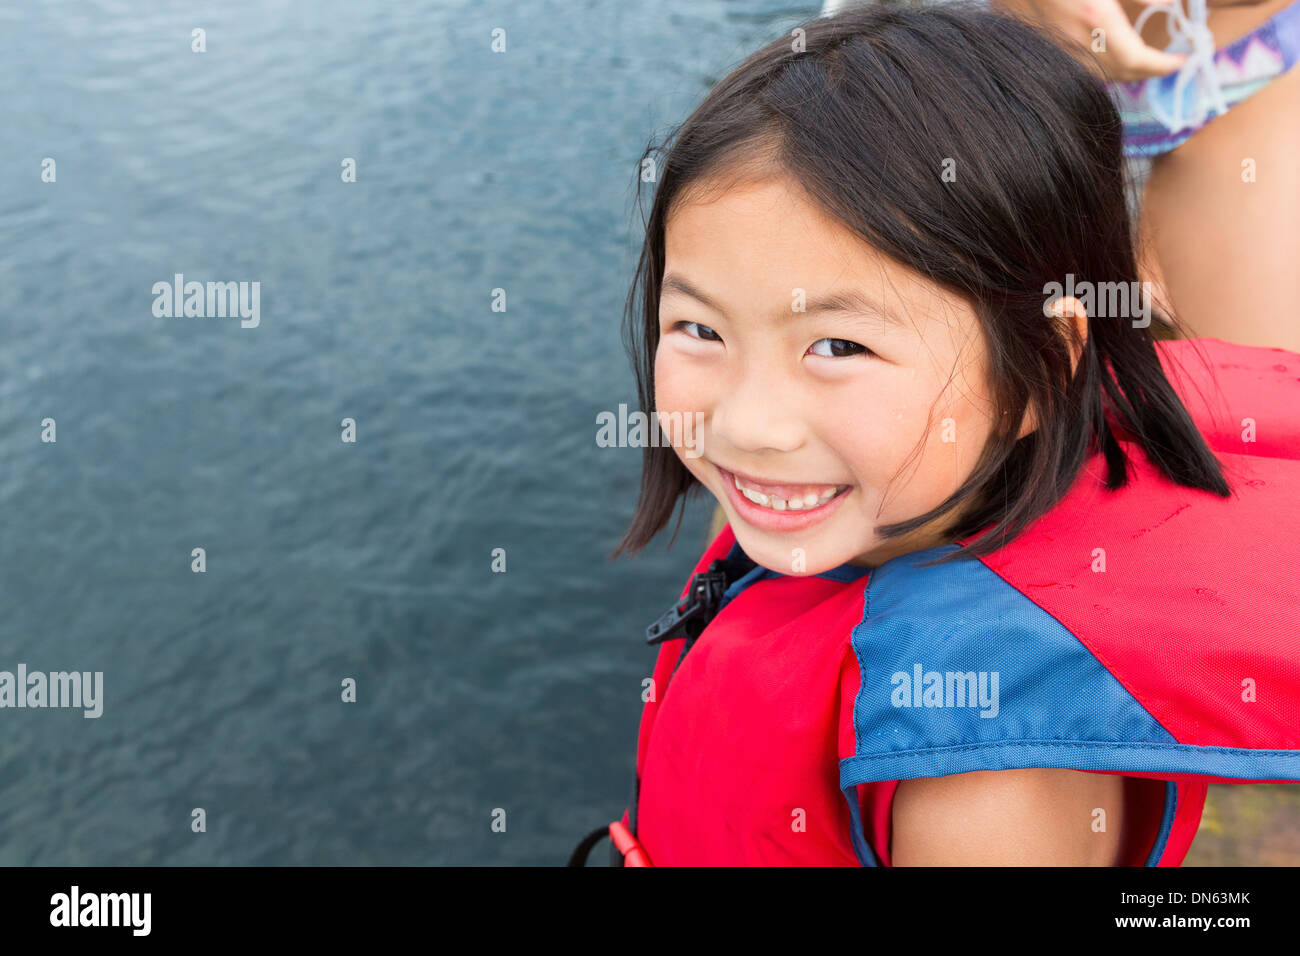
[0,0,815,864]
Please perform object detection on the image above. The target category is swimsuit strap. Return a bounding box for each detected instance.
[1132,0,1229,131]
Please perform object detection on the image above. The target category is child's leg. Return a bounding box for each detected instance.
[1139,63,1300,352]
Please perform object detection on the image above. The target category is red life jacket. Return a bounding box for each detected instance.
[616,338,1300,866]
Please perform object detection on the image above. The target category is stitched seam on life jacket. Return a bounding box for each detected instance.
[848,578,873,759]
[841,740,1300,759]
[1144,780,1178,867]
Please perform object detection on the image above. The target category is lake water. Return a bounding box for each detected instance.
[0,0,811,864]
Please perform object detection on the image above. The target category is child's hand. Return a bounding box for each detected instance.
[991,0,1189,82]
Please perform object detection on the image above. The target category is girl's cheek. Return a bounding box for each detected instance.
[845,384,959,503]
[844,380,923,458]
[654,345,709,418]
[926,396,995,495]
[655,353,717,476]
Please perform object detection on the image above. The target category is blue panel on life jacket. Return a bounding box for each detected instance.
[839,544,1300,787]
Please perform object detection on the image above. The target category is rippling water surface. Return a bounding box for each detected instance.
[0,0,813,864]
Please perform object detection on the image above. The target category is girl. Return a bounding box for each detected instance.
[578,3,1300,866]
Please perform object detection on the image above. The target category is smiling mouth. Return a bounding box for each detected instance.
[719,467,851,513]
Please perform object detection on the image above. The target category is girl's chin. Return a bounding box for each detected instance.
[728,525,867,576]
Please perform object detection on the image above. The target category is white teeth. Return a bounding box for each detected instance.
[732,472,845,512]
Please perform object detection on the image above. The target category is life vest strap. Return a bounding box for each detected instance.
[609,821,652,866]
[566,821,653,867]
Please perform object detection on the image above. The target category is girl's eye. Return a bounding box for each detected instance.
[675,320,722,342]
[808,337,871,359]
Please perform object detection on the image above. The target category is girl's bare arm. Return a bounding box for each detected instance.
[892,767,1129,866]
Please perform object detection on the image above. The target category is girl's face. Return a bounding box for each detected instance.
[654,173,1010,575]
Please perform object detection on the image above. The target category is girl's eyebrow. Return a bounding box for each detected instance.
[660,272,905,329]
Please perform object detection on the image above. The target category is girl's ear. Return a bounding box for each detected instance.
[1016,405,1036,440]
[1015,297,1089,440]
[1052,296,1090,375]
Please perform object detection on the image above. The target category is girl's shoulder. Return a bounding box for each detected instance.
[842,368,1300,797]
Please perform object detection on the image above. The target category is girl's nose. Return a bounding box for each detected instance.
[710,372,806,455]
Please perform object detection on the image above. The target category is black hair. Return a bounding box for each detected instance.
[612,1,1229,564]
